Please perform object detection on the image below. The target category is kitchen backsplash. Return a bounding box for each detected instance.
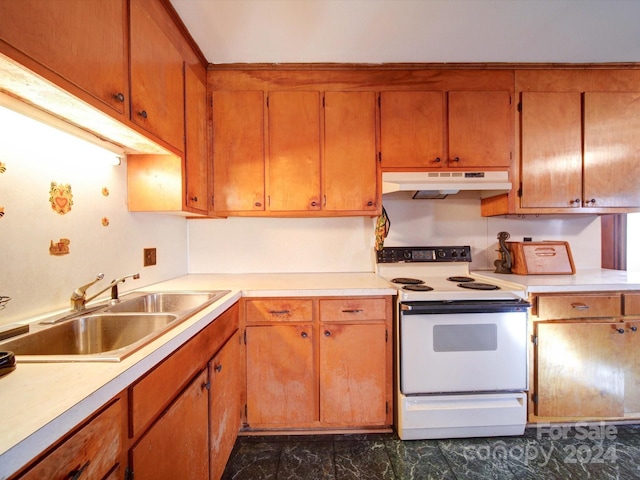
[188,191,601,274]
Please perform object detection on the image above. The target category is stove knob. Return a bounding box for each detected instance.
[437,250,446,258]
[403,250,412,261]
[451,251,458,258]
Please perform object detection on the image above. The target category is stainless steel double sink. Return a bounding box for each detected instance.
[0,291,230,362]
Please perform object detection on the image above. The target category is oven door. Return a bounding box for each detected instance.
[400,300,529,395]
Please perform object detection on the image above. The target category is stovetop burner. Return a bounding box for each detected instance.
[392,277,424,285]
[447,276,475,283]
[457,282,501,291]
[403,284,434,292]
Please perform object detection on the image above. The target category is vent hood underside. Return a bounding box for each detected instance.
[382,171,512,198]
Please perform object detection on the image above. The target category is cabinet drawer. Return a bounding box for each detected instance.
[623,293,640,315]
[319,298,387,322]
[536,294,621,319]
[20,400,122,480]
[245,299,313,323]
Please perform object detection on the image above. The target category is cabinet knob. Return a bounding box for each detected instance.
[452,157,460,162]
[114,92,125,103]
[190,196,198,202]
[215,364,222,373]
[324,330,331,337]
[434,157,441,163]
[311,201,318,207]
[569,199,581,206]
[254,202,262,207]
[367,201,373,207]
[585,198,596,206]
[301,331,308,338]
[631,325,638,332]
[138,110,148,119]
[617,328,625,334]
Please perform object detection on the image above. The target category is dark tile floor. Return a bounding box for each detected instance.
[222,424,640,479]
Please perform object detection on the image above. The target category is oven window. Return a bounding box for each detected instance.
[433,324,497,352]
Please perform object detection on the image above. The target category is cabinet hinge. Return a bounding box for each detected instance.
[517,102,522,113]
[211,195,215,207]
[386,401,389,414]
[245,404,248,418]
[532,335,538,346]
[322,96,325,108]
[378,94,381,108]
[517,183,523,198]
[532,393,538,404]
[244,330,247,344]
[125,466,134,480]
[266,95,269,108]
[209,95,213,108]
[385,329,388,342]
[378,152,382,163]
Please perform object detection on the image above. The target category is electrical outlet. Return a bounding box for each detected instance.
[144,248,157,266]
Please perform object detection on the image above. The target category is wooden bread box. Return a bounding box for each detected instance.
[507,241,575,275]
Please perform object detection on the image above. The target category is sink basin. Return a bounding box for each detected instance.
[107,291,229,314]
[0,290,231,362]
[0,314,178,362]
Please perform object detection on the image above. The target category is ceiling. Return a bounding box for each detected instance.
[169,0,640,65]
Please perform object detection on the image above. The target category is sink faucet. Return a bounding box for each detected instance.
[70,272,140,311]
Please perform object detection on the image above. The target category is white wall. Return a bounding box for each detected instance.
[188,191,601,274]
[0,107,188,326]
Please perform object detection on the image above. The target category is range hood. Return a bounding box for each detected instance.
[382,171,512,198]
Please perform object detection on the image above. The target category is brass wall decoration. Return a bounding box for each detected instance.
[49,181,73,215]
[0,162,6,173]
[49,238,70,256]
[102,217,110,227]
[0,206,4,219]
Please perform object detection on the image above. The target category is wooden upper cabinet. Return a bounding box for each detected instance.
[584,92,640,208]
[268,91,322,211]
[323,91,377,212]
[184,63,209,214]
[380,91,445,168]
[0,0,128,115]
[129,0,184,150]
[380,90,511,169]
[211,90,265,213]
[520,92,582,208]
[448,90,512,168]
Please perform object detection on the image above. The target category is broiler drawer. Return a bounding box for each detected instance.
[245,299,314,323]
[536,294,621,320]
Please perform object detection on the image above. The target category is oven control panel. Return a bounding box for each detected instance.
[377,246,472,263]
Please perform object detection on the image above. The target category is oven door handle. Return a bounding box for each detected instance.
[401,300,531,315]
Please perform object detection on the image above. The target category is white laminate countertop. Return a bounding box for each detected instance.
[474,268,640,293]
[0,272,394,479]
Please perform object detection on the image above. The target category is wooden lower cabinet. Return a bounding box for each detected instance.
[130,369,210,480]
[530,291,640,422]
[209,331,242,480]
[16,400,123,480]
[243,296,392,430]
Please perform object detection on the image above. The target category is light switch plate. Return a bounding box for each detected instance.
[144,248,156,266]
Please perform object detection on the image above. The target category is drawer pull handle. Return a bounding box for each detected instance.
[68,461,90,480]
[268,310,290,315]
[342,309,364,314]
[571,303,589,310]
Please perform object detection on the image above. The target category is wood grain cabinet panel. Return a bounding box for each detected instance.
[624,293,640,315]
[320,323,387,425]
[380,91,445,168]
[0,0,128,115]
[268,91,322,211]
[19,400,122,480]
[323,91,378,212]
[246,299,314,323]
[211,90,265,213]
[130,0,184,150]
[209,331,242,480]
[130,369,209,480]
[536,294,621,320]
[246,324,316,425]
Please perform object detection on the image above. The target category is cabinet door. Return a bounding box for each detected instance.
[20,400,122,480]
[209,332,241,480]
[324,91,378,212]
[211,91,265,212]
[448,91,512,168]
[246,325,316,425]
[130,0,184,149]
[535,322,624,417]
[0,0,127,115]
[131,369,209,480]
[320,323,387,425]
[624,320,640,414]
[584,92,640,207]
[184,63,209,214]
[268,91,321,211]
[520,92,582,209]
[379,91,445,168]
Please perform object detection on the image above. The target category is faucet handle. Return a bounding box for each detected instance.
[71,273,105,299]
